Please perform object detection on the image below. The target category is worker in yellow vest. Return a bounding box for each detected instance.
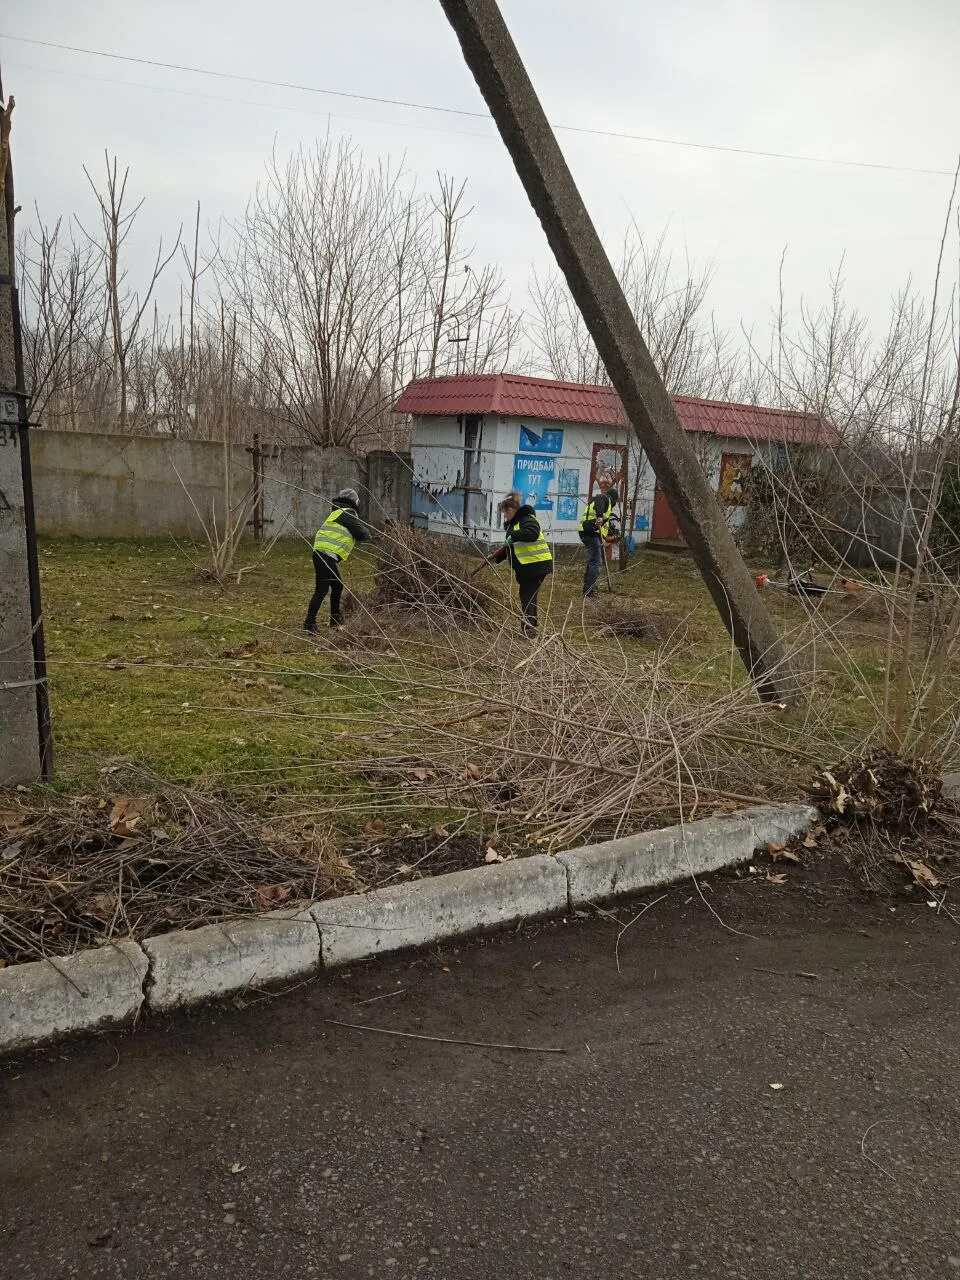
[474,491,553,635]
[304,488,370,632]
[579,473,619,598]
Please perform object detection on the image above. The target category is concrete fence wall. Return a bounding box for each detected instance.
[29,429,411,540]
[833,490,921,569]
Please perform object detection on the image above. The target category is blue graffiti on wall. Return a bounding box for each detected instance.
[519,424,564,454]
[557,467,580,520]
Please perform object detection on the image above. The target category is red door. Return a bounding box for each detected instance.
[652,487,684,542]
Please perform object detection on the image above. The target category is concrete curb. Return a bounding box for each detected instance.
[556,803,817,906]
[143,909,321,1012]
[0,941,148,1057]
[943,773,960,802]
[312,855,568,968]
[0,802,817,1056]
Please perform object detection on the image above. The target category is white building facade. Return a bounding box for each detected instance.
[395,375,831,548]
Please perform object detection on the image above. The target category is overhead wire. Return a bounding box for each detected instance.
[0,59,495,143]
[0,31,954,178]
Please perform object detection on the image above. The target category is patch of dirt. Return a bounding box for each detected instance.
[739,795,960,921]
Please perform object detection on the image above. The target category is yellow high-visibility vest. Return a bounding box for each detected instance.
[579,496,611,538]
[313,508,355,561]
[511,517,552,567]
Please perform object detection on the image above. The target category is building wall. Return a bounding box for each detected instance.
[29,429,389,541]
[409,412,770,548]
[410,414,502,541]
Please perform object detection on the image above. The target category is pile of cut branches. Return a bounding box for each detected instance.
[592,598,665,640]
[372,525,493,622]
[0,770,359,965]
[320,616,826,849]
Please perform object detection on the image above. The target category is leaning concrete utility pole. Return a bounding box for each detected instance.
[0,80,50,782]
[438,0,796,701]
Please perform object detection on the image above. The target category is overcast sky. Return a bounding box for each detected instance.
[3,0,959,356]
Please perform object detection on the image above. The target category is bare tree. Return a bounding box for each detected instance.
[221,139,518,451]
[18,213,105,427]
[77,153,180,432]
[737,172,960,767]
[527,225,739,396]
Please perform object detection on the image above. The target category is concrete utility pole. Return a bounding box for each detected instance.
[438,0,796,702]
[0,81,50,783]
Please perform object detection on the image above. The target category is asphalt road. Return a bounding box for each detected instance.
[3,869,960,1280]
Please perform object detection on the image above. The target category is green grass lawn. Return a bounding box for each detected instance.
[27,532,916,840]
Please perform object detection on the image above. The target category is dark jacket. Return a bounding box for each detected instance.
[579,488,619,541]
[329,498,370,545]
[491,505,553,582]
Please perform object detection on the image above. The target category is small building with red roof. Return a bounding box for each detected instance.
[394,373,836,546]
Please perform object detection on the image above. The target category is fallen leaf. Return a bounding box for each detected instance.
[410,767,433,782]
[802,833,818,849]
[228,1163,246,1175]
[432,824,449,839]
[769,1082,784,1091]
[765,840,785,854]
[85,892,117,921]
[2,841,23,861]
[770,847,800,864]
[256,883,293,910]
[108,796,148,838]
[905,858,939,890]
[363,819,386,836]
[765,871,788,884]
[395,863,414,876]
[484,846,504,863]
[464,762,481,780]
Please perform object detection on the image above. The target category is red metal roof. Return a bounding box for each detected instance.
[394,373,837,447]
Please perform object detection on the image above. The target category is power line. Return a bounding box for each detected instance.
[1,31,954,179]
[2,59,495,143]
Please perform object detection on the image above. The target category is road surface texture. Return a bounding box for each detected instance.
[3,863,960,1279]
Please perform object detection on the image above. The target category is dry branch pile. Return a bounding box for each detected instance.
[371,525,493,622]
[0,773,357,965]
[321,618,822,849]
[592,598,665,640]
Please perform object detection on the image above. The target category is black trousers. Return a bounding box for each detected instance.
[304,551,343,627]
[518,573,548,635]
